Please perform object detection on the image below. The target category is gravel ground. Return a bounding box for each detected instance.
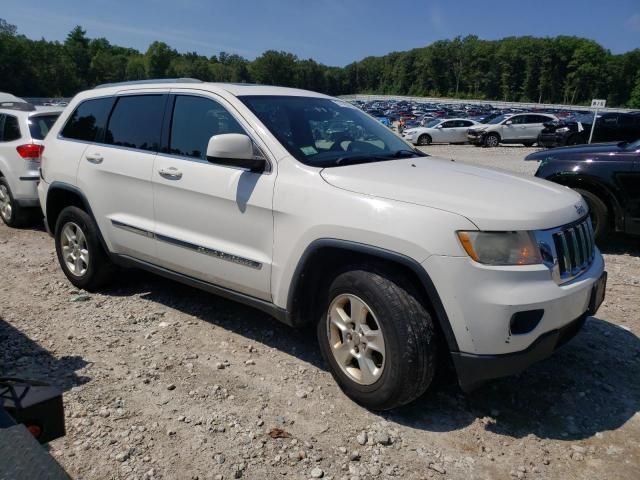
[1,146,639,480]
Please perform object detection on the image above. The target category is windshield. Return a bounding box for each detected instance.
[487,114,508,125]
[239,95,423,167]
[423,119,441,128]
[28,114,59,140]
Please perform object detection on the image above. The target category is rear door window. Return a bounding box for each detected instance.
[105,95,166,152]
[61,97,114,142]
[1,115,21,142]
[28,114,60,140]
[167,95,244,160]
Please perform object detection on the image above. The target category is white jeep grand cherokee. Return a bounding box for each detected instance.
[38,80,606,410]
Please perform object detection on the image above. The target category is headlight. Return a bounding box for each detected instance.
[457,231,542,265]
[556,127,570,133]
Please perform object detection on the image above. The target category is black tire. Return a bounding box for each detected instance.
[0,177,31,228]
[484,133,500,147]
[417,134,432,146]
[317,268,437,410]
[54,206,114,291]
[574,188,609,242]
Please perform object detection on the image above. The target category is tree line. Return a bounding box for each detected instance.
[1,19,639,107]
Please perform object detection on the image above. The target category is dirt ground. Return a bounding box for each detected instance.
[1,146,639,480]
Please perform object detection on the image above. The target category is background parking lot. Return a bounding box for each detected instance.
[1,146,638,480]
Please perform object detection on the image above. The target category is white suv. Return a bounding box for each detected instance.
[38,80,606,410]
[467,113,557,147]
[0,102,61,227]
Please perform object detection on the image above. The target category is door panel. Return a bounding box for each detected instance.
[76,93,166,261]
[152,93,274,300]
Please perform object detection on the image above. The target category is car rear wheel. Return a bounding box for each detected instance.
[484,134,500,147]
[574,188,609,242]
[417,134,432,146]
[317,268,437,410]
[0,177,30,228]
[55,206,114,291]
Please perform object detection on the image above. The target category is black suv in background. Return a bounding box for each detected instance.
[526,140,640,240]
[539,112,640,148]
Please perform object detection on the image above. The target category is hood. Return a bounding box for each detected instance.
[320,157,586,231]
[525,142,624,161]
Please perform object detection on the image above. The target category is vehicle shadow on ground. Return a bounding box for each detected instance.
[0,316,90,392]
[100,270,325,370]
[101,271,639,442]
[386,317,640,441]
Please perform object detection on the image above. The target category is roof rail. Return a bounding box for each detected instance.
[0,102,36,112]
[94,78,204,89]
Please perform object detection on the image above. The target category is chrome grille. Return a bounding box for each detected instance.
[551,217,595,280]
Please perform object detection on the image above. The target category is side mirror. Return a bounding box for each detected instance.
[206,134,266,173]
[505,120,513,125]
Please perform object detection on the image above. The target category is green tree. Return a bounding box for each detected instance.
[145,41,176,78]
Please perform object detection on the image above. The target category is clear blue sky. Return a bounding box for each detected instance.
[3,0,639,66]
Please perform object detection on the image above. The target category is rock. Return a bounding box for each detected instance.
[158,321,169,328]
[167,384,176,391]
[350,450,360,461]
[428,463,446,474]
[356,431,368,446]
[295,390,308,399]
[310,467,324,478]
[374,431,391,446]
[70,294,91,302]
[214,454,226,464]
[115,451,129,462]
[215,362,226,370]
[244,359,255,366]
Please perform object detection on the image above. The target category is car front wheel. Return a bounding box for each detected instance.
[317,268,437,410]
[417,134,432,146]
[55,206,114,291]
[484,134,500,147]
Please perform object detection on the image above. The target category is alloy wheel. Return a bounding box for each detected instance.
[60,222,90,276]
[0,185,12,221]
[327,294,386,385]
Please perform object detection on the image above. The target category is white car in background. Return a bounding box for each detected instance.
[0,101,62,227]
[402,118,480,145]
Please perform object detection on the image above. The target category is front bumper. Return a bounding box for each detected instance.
[467,132,486,145]
[538,132,569,148]
[422,251,605,389]
[452,312,587,391]
[402,132,417,144]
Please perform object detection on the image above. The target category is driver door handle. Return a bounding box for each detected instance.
[85,153,103,164]
[159,167,183,180]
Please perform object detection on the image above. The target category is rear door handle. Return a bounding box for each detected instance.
[159,167,183,180]
[85,153,103,164]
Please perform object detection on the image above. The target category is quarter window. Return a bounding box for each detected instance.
[168,95,244,160]
[1,115,21,142]
[61,97,114,142]
[105,95,166,151]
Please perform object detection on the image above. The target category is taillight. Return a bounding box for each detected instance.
[16,144,44,159]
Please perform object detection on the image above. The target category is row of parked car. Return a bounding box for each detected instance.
[350,98,640,148]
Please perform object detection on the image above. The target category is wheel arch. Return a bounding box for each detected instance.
[545,174,624,231]
[286,239,460,353]
[45,182,111,251]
